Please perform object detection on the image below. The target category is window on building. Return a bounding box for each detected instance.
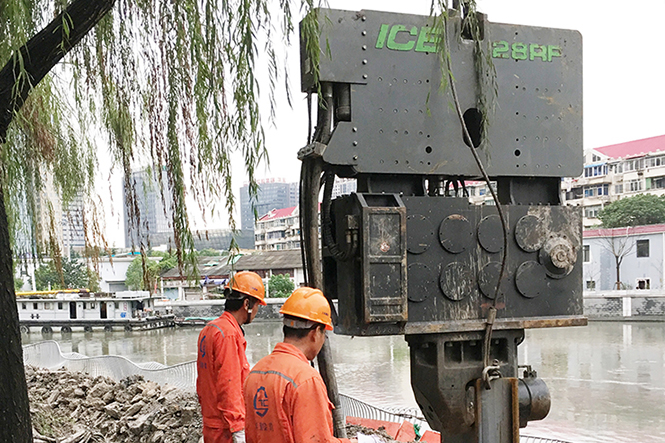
[91,302,96,309]
[653,177,665,189]
[584,206,602,219]
[636,239,649,257]
[44,303,51,310]
[615,184,623,194]
[592,154,601,162]
[115,302,119,310]
[636,279,650,290]
[586,280,596,290]
[629,179,642,192]
[33,303,38,310]
[583,245,590,262]
[58,302,63,310]
[21,303,26,309]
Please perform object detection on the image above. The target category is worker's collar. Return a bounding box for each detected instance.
[273,342,309,363]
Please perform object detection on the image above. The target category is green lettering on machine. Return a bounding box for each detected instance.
[376,23,441,52]
[375,24,563,63]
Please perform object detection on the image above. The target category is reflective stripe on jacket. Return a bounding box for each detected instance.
[244,342,352,443]
[197,311,249,438]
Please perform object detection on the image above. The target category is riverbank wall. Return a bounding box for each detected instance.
[163,295,665,324]
[160,298,287,321]
[584,290,665,320]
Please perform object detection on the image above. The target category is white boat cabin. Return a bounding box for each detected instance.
[17,290,156,321]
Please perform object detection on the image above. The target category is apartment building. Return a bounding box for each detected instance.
[562,134,665,227]
[254,206,301,251]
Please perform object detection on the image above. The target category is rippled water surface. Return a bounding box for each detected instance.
[23,321,665,442]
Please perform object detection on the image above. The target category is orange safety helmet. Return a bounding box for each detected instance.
[280,287,333,331]
[225,271,266,305]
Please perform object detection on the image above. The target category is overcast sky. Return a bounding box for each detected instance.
[103,0,665,247]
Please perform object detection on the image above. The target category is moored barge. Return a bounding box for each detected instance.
[17,289,175,334]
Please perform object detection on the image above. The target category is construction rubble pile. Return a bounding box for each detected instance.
[26,366,409,443]
[27,366,202,443]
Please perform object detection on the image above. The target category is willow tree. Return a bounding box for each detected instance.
[0,0,319,440]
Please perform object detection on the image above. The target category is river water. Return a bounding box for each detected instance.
[22,321,665,443]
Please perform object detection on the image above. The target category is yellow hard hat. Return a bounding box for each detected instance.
[280,287,333,331]
[225,271,266,305]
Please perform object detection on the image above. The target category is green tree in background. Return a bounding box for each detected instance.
[198,248,221,257]
[34,258,93,290]
[268,274,295,298]
[125,253,177,292]
[598,194,665,228]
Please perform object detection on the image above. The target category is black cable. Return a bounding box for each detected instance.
[299,163,308,286]
[322,170,355,261]
[441,11,508,371]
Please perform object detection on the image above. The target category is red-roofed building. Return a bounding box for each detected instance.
[254,206,302,251]
[562,135,665,227]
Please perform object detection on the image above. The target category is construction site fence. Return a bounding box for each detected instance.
[23,341,571,443]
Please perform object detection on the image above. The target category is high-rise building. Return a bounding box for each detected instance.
[240,178,299,231]
[123,168,174,249]
[331,177,357,199]
[62,192,85,253]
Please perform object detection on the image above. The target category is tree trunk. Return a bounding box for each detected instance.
[615,257,621,290]
[0,1,116,441]
[0,0,116,142]
[0,181,32,443]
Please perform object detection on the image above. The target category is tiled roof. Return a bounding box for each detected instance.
[593,134,665,160]
[259,206,298,221]
[160,250,303,279]
[584,224,665,238]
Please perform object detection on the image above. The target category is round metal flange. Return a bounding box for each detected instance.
[408,262,435,302]
[539,235,577,279]
[515,215,546,252]
[478,215,504,253]
[439,214,473,254]
[439,262,474,301]
[515,261,548,298]
[407,214,435,255]
[478,262,501,299]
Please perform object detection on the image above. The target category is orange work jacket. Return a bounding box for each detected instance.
[197,311,249,436]
[244,342,352,443]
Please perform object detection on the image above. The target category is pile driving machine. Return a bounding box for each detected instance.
[298,6,586,443]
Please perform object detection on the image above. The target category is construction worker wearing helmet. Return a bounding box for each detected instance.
[197,271,267,443]
[244,287,357,443]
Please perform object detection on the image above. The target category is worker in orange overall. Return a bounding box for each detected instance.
[244,287,357,443]
[197,271,266,443]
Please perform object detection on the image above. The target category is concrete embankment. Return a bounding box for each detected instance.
[164,298,302,322]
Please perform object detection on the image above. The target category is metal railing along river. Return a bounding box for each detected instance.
[23,341,571,443]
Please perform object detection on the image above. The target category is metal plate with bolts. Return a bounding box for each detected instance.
[439,214,473,254]
[407,213,435,254]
